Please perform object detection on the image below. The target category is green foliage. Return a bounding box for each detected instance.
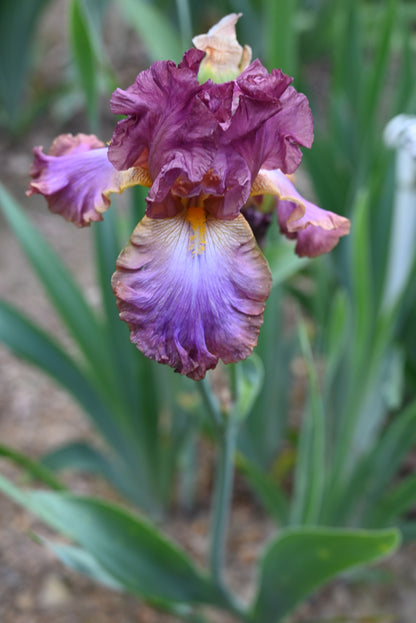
[0,475,226,609]
[289,320,326,526]
[117,0,183,62]
[0,2,415,622]
[0,184,197,516]
[231,354,264,422]
[239,0,416,538]
[69,0,98,132]
[0,472,400,622]
[43,540,125,591]
[250,526,400,623]
[0,0,51,130]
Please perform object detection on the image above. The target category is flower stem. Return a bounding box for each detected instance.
[210,411,238,582]
[209,364,240,586]
[198,376,223,429]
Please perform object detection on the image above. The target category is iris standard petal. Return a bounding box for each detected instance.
[27,133,151,227]
[251,168,350,257]
[109,57,218,211]
[228,60,314,175]
[108,48,314,220]
[111,209,272,380]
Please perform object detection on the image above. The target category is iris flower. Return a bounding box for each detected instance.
[27,14,349,380]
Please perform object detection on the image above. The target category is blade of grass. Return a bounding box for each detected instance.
[360,0,397,136]
[0,300,124,448]
[0,443,66,491]
[289,320,326,525]
[0,299,165,513]
[117,0,182,62]
[69,0,99,133]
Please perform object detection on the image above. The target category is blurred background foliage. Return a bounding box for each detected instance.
[1,0,416,526]
[0,0,416,618]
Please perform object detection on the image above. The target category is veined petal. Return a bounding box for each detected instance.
[111,210,272,380]
[27,133,151,227]
[251,168,350,257]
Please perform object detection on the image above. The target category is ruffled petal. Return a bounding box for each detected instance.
[252,168,350,257]
[27,133,151,227]
[108,57,219,213]
[227,61,313,176]
[202,148,252,219]
[108,49,314,220]
[111,210,272,380]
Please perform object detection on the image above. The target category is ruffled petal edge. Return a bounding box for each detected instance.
[251,168,350,256]
[27,133,151,227]
[112,210,272,379]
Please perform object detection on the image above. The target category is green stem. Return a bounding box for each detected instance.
[198,376,223,429]
[198,367,247,619]
[210,411,238,582]
[209,364,240,585]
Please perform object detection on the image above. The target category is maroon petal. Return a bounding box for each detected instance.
[227,61,313,177]
[108,58,219,211]
[108,47,314,220]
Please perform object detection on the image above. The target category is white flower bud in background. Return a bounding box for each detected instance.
[382,115,416,310]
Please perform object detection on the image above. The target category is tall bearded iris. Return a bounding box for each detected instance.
[27,14,350,380]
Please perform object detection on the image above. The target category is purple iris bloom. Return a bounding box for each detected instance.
[27,14,350,380]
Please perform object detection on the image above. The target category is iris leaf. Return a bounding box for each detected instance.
[0,442,65,491]
[237,454,289,524]
[0,475,227,609]
[0,300,126,450]
[0,184,114,395]
[69,0,98,132]
[250,526,400,623]
[117,0,182,62]
[41,539,124,590]
[289,320,325,525]
[0,0,50,128]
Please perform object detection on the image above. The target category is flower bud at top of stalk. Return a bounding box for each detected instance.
[193,13,252,84]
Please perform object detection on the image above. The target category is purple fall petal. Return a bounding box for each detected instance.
[111,209,272,380]
[27,134,151,227]
[253,168,350,257]
[277,199,351,257]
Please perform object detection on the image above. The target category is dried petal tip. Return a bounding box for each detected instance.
[193,13,252,83]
